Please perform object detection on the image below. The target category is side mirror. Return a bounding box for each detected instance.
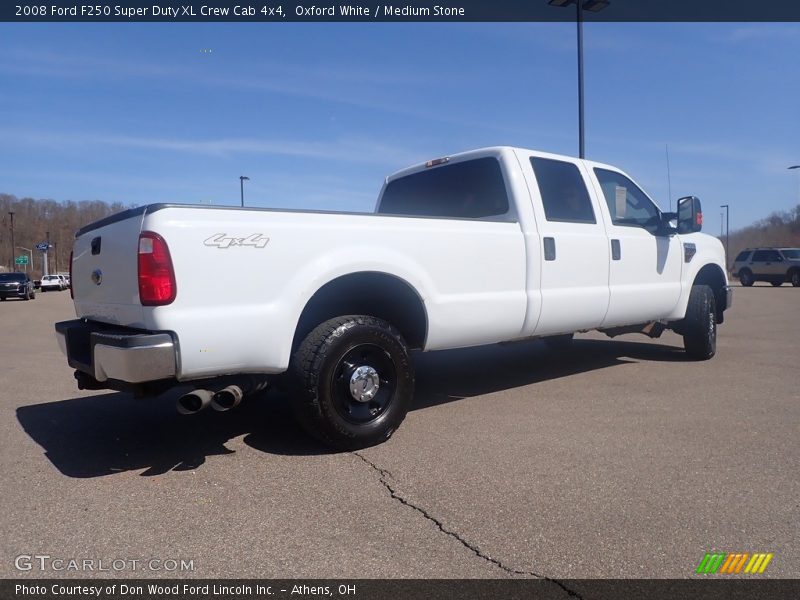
[677,196,703,234]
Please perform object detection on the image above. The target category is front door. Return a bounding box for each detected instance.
[589,167,683,327]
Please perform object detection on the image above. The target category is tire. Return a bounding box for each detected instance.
[0,297,6,301]
[791,270,800,288]
[289,315,415,450]
[771,281,782,287]
[738,269,754,287]
[682,285,717,360]
[543,333,574,350]
[23,289,31,301]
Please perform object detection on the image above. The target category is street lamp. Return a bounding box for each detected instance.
[548,0,610,159]
[789,165,800,205]
[239,176,250,207]
[8,211,15,271]
[720,204,730,267]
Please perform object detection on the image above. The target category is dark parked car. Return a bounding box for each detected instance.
[0,272,36,301]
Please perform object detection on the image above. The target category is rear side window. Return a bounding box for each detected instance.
[752,250,780,261]
[378,157,510,219]
[735,250,751,262]
[531,158,596,224]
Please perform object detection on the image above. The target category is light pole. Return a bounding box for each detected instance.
[548,0,610,159]
[239,176,250,207]
[720,204,730,268]
[789,165,800,205]
[17,246,33,274]
[8,211,15,271]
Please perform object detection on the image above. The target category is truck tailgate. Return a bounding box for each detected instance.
[71,207,146,327]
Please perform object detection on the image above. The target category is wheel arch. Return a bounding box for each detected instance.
[292,271,428,352]
[692,263,728,322]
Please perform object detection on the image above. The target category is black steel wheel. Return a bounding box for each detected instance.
[290,315,414,450]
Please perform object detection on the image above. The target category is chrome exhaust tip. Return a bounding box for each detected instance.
[176,389,213,415]
[210,385,244,412]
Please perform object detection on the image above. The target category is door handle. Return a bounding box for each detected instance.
[543,237,556,261]
[611,239,621,261]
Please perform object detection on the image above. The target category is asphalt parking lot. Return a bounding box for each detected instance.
[1,285,797,582]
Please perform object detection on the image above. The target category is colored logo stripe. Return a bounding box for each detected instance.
[696,553,726,573]
[745,553,773,574]
[696,553,773,574]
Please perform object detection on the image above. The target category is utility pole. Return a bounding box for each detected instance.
[8,211,15,271]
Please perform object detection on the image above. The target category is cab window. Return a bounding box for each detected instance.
[594,168,660,230]
[530,157,596,224]
[378,157,510,219]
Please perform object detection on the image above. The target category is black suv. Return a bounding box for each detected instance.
[0,272,36,300]
[732,247,800,287]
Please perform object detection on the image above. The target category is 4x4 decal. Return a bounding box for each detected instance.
[203,234,270,249]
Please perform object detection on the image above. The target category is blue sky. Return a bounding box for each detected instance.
[1,22,799,231]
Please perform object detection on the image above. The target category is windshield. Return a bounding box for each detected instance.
[43,275,59,281]
[0,273,25,282]
[781,249,800,260]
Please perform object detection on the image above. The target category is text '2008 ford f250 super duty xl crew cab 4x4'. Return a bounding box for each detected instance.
[56,147,733,450]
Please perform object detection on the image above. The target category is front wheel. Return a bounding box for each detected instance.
[682,285,717,360]
[290,315,415,450]
[739,270,754,287]
[791,270,800,287]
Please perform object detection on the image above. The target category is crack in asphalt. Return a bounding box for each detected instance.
[353,452,584,600]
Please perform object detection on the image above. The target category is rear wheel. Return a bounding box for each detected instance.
[739,269,754,287]
[290,315,415,450]
[682,285,717,360]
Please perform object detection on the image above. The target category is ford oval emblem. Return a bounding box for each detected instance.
[91,269,102,285]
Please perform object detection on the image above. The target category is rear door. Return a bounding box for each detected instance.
[517,153,610,336]
[752,250,786,279]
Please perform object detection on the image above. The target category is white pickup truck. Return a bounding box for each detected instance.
[56,146,732,449]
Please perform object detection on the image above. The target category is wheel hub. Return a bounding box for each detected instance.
[349,365,380,402]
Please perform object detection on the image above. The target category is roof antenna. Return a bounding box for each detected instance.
[665,144,673,212]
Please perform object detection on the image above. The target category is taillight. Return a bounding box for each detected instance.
[138,231,176,306]
[69,250,74,299]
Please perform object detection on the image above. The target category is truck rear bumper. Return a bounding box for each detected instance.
[55,319,177,383]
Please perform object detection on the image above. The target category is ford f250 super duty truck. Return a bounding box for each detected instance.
[56,147,733,450]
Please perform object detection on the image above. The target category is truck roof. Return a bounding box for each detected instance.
[384,146,619,183]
